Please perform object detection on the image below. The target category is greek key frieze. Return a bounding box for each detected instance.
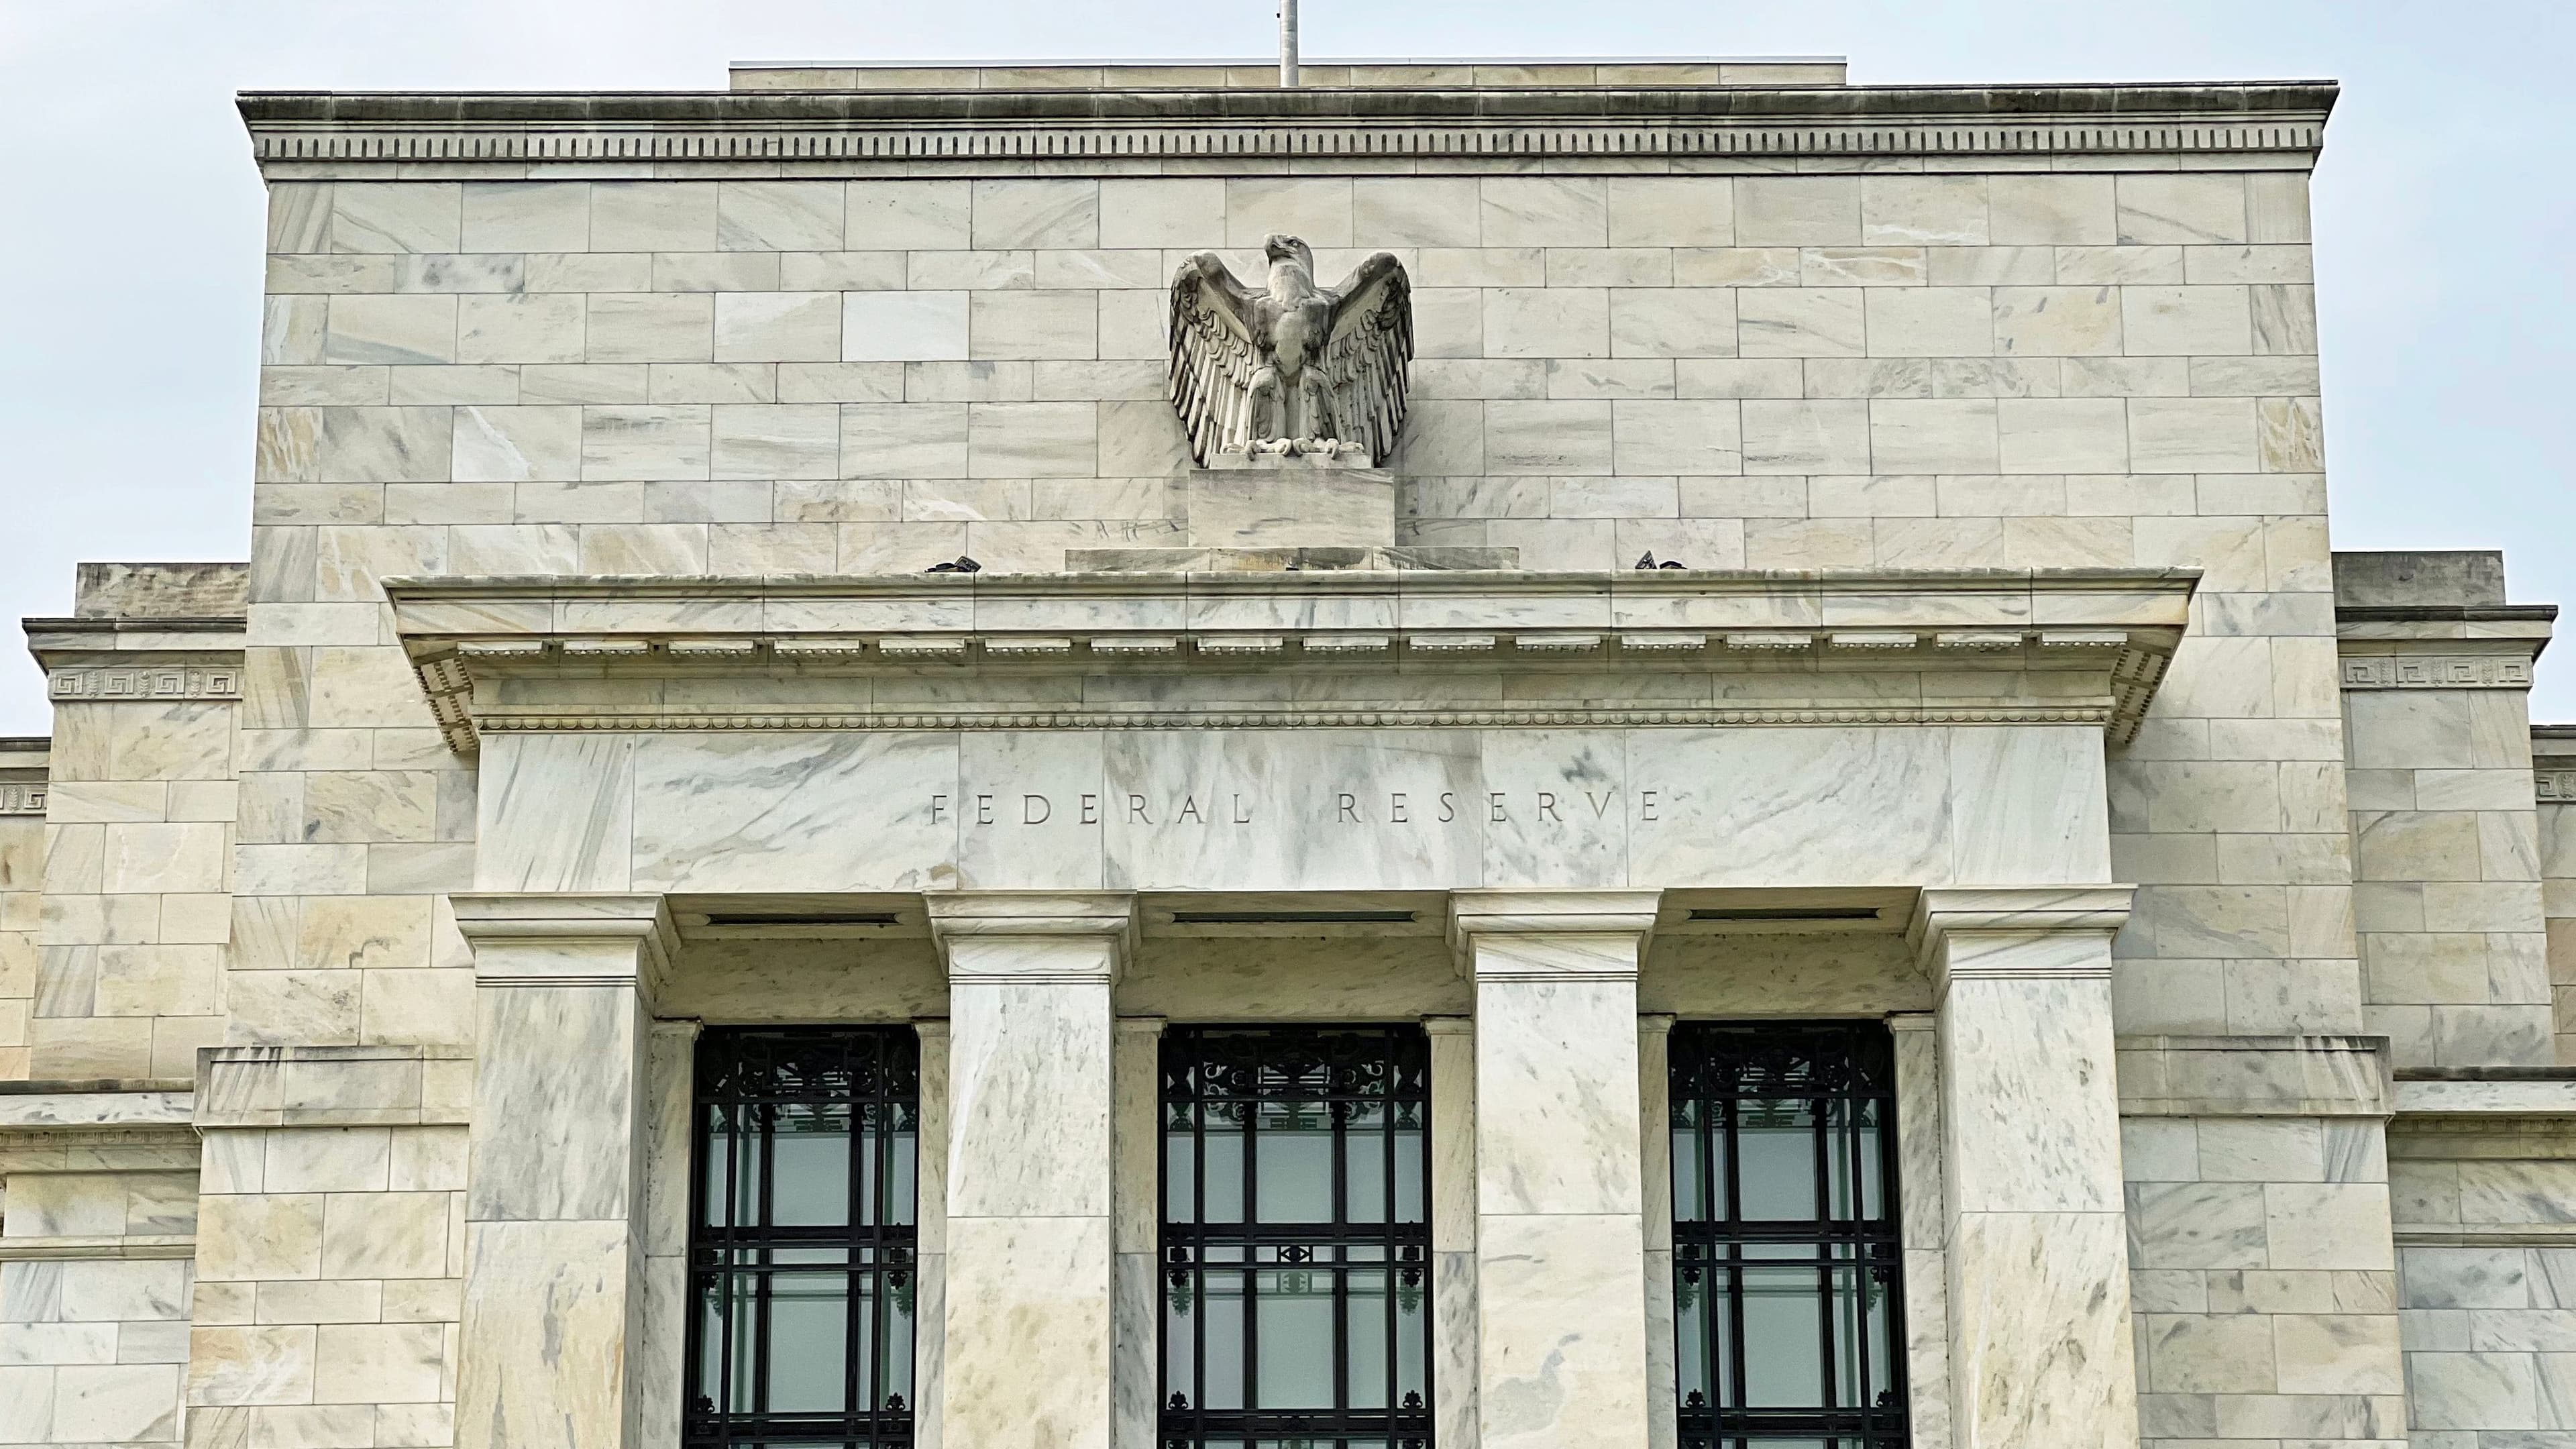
[2536,771,2576,803]
[2338,655,2534,691]
[48,667,242,702]
[0,783,44,816]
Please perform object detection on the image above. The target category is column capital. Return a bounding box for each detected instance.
[1907,884,2134,983]
[925,891,1137,982]
[450,892,675,994]
[1447,889,1660,978]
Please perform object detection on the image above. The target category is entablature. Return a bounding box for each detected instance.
[236,80,2334,178]
[2334,602,2557,692]
[21,614,248,704]
[385,567,2194,753]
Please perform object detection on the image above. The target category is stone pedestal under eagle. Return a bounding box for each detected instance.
[1167,235,1413,466]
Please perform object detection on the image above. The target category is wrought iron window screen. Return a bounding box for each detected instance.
[1668,1022,1907,1449]
[1160,1024,1434,1449]
[687,1028,920,1449]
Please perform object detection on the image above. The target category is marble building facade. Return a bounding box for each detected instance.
[2,54,2573,1449]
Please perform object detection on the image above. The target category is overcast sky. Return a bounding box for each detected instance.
[2,1,2569,731]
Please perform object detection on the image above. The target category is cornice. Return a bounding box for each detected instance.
[22,615,250,704]
[236,81,2333,174]
[384,567,2196,753]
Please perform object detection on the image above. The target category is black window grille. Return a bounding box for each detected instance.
[1668,1022,1905,1449]
[688,1027,919,1449]
[1159,1024,1434,1449]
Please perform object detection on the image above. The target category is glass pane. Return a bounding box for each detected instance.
[1346,1110,1387,1225]
[1203,1272,1245,1410]
[1167,1125,1197,1223]
[1856,1099,1884,1222]
[696,1276,733,1413]
[1395,1269,1426,1404]
[1674,1269,1708,1407]
[1672,1116,1705,1222]
[885,1113,918,1229]
[1346,1267,1387,1409]
[1863,1267,1895,1408]
[1741,1267,1824,1408]
[765,1271,851,1413]
[771,1104,852,1227]
[1737,1098,1819,1222]
[1254,1102,1334,1224]
[1253,1269,1336,1409]
[883,1271,914,1405]
[1393,1107,1424,1227]
[1203,1116,1245,1225]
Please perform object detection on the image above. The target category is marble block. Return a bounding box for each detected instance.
[1183,466,1395,549]
[1065,544,1516,572]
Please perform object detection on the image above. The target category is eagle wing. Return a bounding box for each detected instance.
[1167,252,1264,466]
[1315,252,1413,467]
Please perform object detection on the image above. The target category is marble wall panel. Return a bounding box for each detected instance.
[955,731,1108,890]
[1626,727,1953,887]
[454,1218,637,1449]
[1475,1213,1650,1449]
[1472,969,1643,1217]
[1099,728,1485,892]
[478,724,2118,898]
[627,732,959,893]
[945,972,1112,1220]
[472,735,632,892]
[941,1215,1113,1446]
[466,984,642,1222]
[1475,730,1631,888]
[1943,971,2125,1215]
[1947,1209,2139,1446]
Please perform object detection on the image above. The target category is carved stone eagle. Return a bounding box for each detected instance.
[1167,235,1412,467]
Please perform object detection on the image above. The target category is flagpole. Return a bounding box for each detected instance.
[1279,0,1299,87]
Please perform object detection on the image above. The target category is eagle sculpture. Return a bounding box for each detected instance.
[1167,235,1413,467]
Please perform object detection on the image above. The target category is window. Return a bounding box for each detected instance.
[1668,1022,1904,1449]
[1159,1025,1433,1449]
[688,1028,920,1449]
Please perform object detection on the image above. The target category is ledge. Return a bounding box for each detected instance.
[235,80,2334,174]
[0,1234,197,1263]
[385,567,2196,753]
[2395,1078,2576,1116]
[2114,1034,2390,1118]
[197,1045,470,1129]
[0,1086,195,1131]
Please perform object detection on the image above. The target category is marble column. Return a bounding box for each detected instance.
[1637,1012,1678,1449]
[914,1017,951,1449]
[449,892,674,1449]
[925,892,1134,1449]
[1909,886,2137,1449]
[1112,1016,1165,1449]
[1423,1014,1478,1449]
[1886,1012,1953,1449]
[1449,890,1659,1449]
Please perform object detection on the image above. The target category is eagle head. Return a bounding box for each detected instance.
[1262,233,1315,271]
